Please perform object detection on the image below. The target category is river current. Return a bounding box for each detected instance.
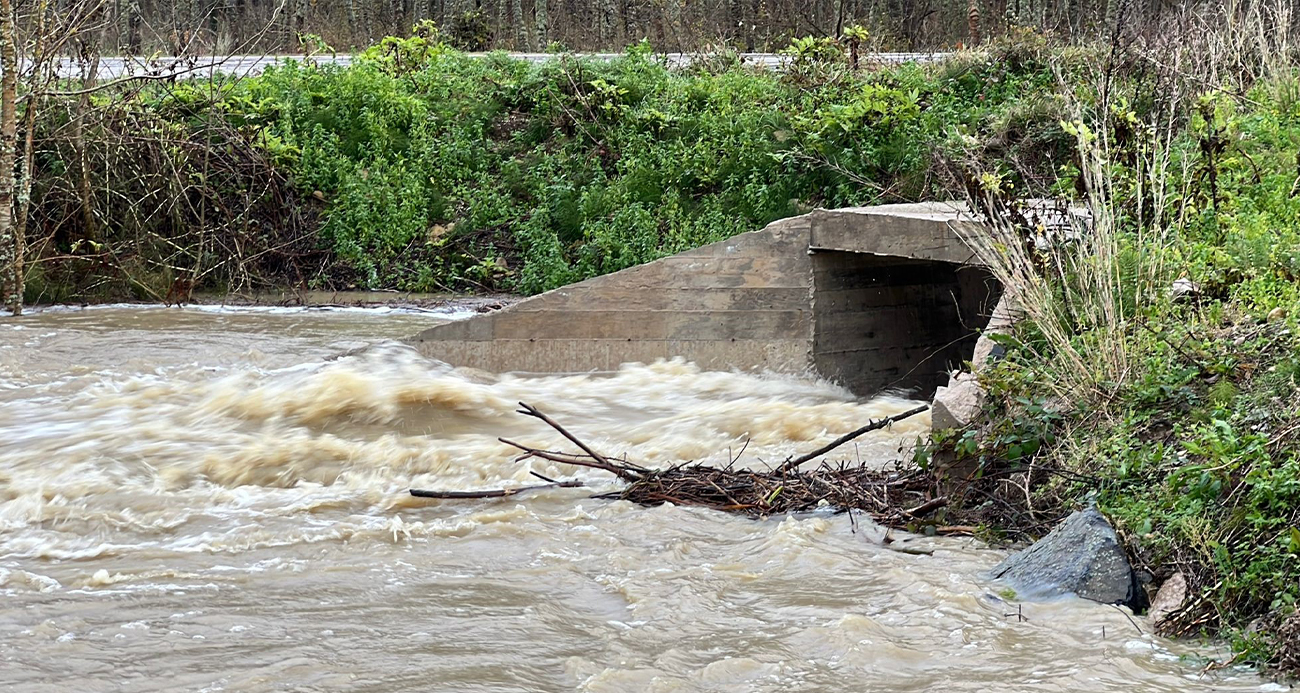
[0,306,1281,692]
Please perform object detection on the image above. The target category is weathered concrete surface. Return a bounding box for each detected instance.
[991,508,1147,611]
[411,214,817,376]
[808,204,984,264]
[971,293,1019,371]
[409,202,1001,396]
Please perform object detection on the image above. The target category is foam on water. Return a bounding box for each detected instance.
[0,306,1274,692]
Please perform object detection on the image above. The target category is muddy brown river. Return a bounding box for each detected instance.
[0,306,1281,692]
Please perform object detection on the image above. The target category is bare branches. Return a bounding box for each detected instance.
[412,401,952,531]
[774,405,928,474]
[515,401,643,476]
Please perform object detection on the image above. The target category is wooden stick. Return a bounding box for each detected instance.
[410,479,585,499]
[903,496,948,518]
[517,402,616,464]
[775,405,929,474]
[499,437,643,481]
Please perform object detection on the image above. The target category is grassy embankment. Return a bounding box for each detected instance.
[24,29,1057,301]
[920,18,1300,674]
[23,17,1300,673]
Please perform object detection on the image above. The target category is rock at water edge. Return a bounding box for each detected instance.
[931,371,985,431]
[1148,572,1187,626]
[990,507,1146,611]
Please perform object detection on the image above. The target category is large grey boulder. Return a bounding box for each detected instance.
[990,507,1146,611]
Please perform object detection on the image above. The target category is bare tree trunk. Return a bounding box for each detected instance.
[511,0,527,47]
[125,0,142,53]
[597,0,610,45]
[602,0,623,46]
[13,1,52,317]
[292,0,308,40]
[73,51,99,242]
[535,0,548,47]
[0,0,17,314]
[666,0,683,50]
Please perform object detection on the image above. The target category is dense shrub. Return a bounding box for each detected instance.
[188,37,1057,294]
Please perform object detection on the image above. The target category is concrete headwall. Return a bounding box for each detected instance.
[409,202,1000,397]
[411,214,818,375]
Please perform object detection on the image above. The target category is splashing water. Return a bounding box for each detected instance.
[0,307,1276,692]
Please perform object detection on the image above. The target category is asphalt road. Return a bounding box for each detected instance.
[49,51,949,80]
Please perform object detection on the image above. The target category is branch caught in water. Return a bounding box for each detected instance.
[410,401,954,531]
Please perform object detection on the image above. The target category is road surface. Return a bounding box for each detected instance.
[49,51,949,80]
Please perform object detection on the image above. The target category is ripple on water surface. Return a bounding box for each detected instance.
[0,307,1276,692]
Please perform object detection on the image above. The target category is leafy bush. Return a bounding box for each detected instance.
[192,34,1057,293]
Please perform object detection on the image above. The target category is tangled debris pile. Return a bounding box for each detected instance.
[411,402,970,533]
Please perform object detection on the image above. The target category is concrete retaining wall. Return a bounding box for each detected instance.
[409,202,1000,397]
[411,215,818,375]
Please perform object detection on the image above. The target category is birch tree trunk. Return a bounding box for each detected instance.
[13,0,51,318]
[0,0,18,314]
[535,0,548,48]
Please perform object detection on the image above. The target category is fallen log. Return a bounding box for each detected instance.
[410,479,585,499]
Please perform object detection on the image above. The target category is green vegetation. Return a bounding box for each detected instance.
[917,23,1300,672]
[211,32,1052,293]
[26,28,1065,300]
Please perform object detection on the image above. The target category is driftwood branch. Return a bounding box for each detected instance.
[410,402,958,532]
[512,401,648,479]
[903,496,948,517]
[774,405,929,474]
[410,480,585,499]
[498,438,644,481]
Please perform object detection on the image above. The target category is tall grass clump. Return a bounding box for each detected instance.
[953,0,1300,400]
[955,80,1180,399]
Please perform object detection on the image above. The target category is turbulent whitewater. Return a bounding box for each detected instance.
[0,307,1278,692]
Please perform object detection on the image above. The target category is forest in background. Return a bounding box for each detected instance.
[41,0,1241,55]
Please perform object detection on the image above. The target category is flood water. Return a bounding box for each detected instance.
[0,306,1280,692]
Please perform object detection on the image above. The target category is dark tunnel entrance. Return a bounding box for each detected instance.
[810,250,1002,398]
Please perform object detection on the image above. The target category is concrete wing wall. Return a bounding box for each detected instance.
[409,215,819,375]
[809,203,983,265]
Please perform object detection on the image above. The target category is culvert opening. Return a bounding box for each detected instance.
[810,250,1002,399]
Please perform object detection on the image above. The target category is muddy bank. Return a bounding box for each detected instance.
[18,290,520,317]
